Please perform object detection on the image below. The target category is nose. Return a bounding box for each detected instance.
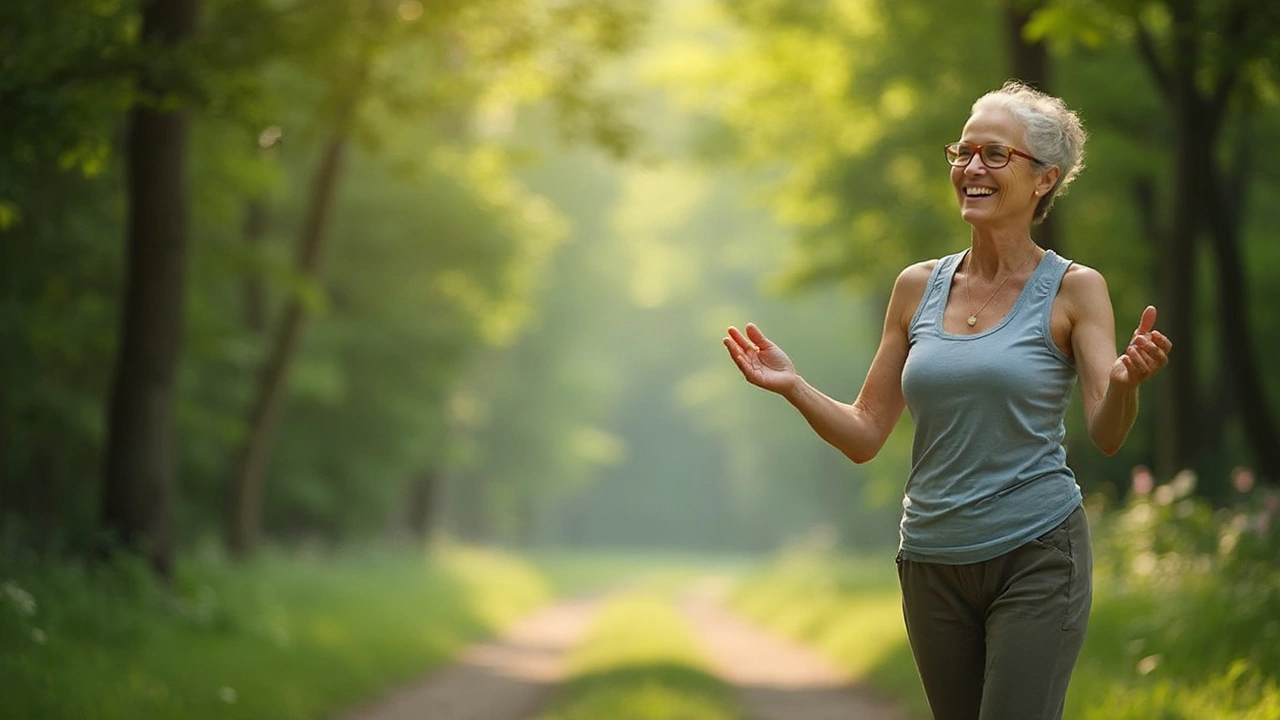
[962,153,988,174]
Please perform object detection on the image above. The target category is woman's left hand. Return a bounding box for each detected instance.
[1112,305,1172,390]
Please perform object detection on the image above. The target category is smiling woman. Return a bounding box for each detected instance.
[724,80,1173,720]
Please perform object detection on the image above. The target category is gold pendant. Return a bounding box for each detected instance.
[967,315,977,327]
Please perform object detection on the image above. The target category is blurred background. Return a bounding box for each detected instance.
[2,0,1278,718]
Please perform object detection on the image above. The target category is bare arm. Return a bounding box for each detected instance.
[724,263,929,464]
[1066,268,1172,455]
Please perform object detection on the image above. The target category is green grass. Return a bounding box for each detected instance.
[1062,504,1280,718]
[535,591,742,720]
[0,544,551,720]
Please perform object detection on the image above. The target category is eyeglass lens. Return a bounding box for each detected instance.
[947,143,1012,168]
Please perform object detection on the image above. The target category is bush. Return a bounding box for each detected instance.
[1067,469,1280,719]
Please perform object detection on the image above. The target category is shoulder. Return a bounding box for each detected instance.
[1059,262,1113,320]
[893,259,940,294]
[885,259,941,328]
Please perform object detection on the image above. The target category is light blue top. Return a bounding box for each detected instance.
[898,249,1082,564]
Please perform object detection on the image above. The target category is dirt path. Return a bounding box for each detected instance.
[339,579,911,720]
[681,579,910,720]
[338,597,599,720]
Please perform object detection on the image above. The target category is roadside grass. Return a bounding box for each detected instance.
[0,544,550,720]
[1063,481,1280,719]
[535,590,742,720]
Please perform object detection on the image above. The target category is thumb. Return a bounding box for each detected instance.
[1135,305,1157,336]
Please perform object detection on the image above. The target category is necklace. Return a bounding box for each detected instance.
[964,245,1037,327]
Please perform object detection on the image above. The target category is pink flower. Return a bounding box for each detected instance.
[1131,465,1155,496]
[1232,466,1256,494]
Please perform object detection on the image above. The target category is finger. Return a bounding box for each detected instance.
[1126,344,1153,375]
[745,323,773,351]
[723,336,742,361]
[726,325,753,351]
[1151,330,1173,354]
[1134,305,1157,336]
[724,338,756,375]
[1133,340,1167,369]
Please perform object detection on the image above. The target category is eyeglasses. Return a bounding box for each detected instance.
[943,142,1046,169]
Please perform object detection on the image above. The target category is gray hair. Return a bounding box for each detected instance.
[972,80,1087,224]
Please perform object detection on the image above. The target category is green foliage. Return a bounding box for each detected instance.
[537,591,741,720]
[0,1,138,197]
[660,0,1007,294]
[0,0,656,552]
[0,544,550,720]
[1068,474,1280,718]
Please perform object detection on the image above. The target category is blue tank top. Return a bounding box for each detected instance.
[899,248,1082,564]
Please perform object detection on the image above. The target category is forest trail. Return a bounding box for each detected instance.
[339,581,911,720]
[338,597,600,720]
[682,578,909,720]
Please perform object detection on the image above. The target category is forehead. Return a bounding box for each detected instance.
[960,106,1025,144]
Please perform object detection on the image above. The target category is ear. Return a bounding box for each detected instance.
[1035,165,1061,196]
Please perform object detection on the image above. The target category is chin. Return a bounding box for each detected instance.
[959,207,987,226]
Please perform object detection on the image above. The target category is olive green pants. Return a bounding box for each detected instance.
[897,506,1092,720]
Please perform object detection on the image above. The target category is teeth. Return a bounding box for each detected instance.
[965,187,995,197]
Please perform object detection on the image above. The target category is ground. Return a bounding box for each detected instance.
[340,581,910,720]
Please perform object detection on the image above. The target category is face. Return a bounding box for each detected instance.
[950,106,1058,229]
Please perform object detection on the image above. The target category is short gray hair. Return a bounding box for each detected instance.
[972,80,1087,224]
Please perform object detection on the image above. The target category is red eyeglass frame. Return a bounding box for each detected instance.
[943,142,1047,168]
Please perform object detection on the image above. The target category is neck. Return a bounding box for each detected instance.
[966,228,1040,278]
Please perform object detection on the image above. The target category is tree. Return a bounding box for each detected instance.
[100,0,200,577]
[223,0,650,555]
[1006,0,1061,253]
[1032,0,1280,483]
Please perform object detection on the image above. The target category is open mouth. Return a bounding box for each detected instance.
[964,187,995,198]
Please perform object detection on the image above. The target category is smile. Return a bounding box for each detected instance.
[964,187,995,197]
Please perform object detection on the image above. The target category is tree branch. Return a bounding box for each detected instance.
[1208,0,1249,121]
[1134,21,1172,104]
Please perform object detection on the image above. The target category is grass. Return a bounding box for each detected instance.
[535,589,742,720]
[0,544,551,720]
[1061,489,1280,719]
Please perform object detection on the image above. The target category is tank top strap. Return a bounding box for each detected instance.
[1024,249,1074,364]
[909,250,967,335]
[1025,250,1073,318]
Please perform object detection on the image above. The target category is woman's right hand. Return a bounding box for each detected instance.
[723,323,800,395]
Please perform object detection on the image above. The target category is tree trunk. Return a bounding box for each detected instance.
[225,132,350,557]
[100,0,199,578]
[406,469,439,541]
[1132,9,1205,480]
[242,198,269,334]
[1005,0,1060,254]
[1203,127,1280,482]
[1155,76,1204,479]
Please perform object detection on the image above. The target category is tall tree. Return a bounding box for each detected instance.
[1034,0,1280,482]
[100,0,200,576]
[1005,0,1060,253]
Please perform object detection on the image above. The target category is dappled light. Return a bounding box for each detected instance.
[3,0,1280,718]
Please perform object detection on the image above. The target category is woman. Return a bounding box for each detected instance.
[722,81,1172,719]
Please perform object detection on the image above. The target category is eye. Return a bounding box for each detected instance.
[947,143,973,163]
[983,146,1011,164]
